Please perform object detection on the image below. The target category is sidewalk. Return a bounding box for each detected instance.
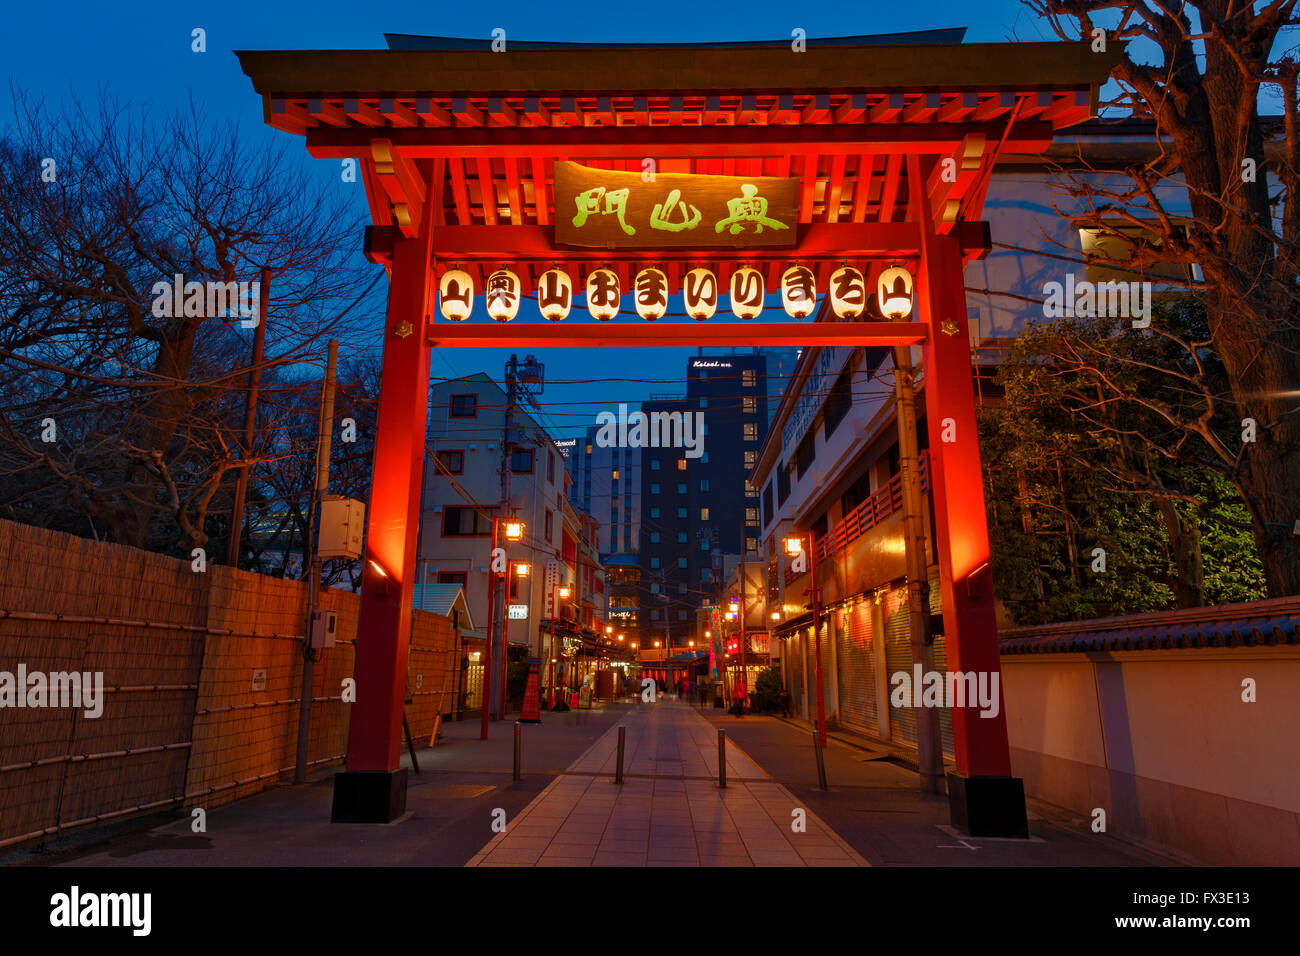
[467,698,867,867]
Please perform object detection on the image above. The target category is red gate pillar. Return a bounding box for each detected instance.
[331,209,435,823]
[910,155,1027,838]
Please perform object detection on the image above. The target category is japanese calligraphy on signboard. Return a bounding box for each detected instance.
[553,161,799,249]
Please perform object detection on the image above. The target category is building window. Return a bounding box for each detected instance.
[651,482,660,494]
[762,481,774,526]
[700,507,710,520]
[678,583,687,594]
[742,369,756,387]
[746,507,759,524]
[744,423,758,442]
[442,507,490,536]
[824,369,853,439]
[676,507,687,518]
[586,443,593,454]
[678,557,688,569]
[746,536,758,553]
[650,583,661,594]
[548,452,556,483]
[777,464,790,505]
[545,509,553,541]
[795,432,816,479]
[438,572,467,587]
[676,532,687,543]
[511,448,535,473]
[743,396,756,413]
[613,469,620,481]
[699,479,709,492]
[676,483,687,494]
[745,480,758,498]
[700,538,709,551]
[677,459,687,471]
[744,451,756,468]
[650,507,661,518]
[700,399,708,409]
[701,452,709,463]
[650,532,660,543]
[650,459,661,471]
[435,449,464,474]
[651,557,661,569]
[678,610,688,621]
[449,394,477,417]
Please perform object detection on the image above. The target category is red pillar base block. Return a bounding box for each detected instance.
[330,769,409,824]
[946,772,1028,838]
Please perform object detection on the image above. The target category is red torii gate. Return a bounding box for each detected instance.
[239,35,1114,836]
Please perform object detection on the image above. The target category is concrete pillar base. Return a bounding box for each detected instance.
[946,772,1028,838]
[330,769,408,824]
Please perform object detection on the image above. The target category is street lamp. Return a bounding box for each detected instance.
[783,529,826,749]
[547,583,571,709]
[482,516,525,739]
[514,561,530,577]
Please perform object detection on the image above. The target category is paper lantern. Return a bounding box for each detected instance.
[729,267,764,320]
[586,268,620,321]
[438,269,474,322]
[683,267,717,321]
[781,265,817,318]
[877,265,914,320]
[485,268,521,322]
[537,268,573,322]
[828,265,866,319]
[634,267,669,321]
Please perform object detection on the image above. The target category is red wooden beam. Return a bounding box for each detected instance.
[304,121,1055,159]
[426,320,925,349]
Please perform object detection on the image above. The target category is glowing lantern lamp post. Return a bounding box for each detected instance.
[485,267,521,322]
[729,266,764,320]
[877,265,915,320]
[781,264,817,318]
[783,530,826,748]
[586,268,620,321]
[537,268,573,322]
[634,267,669,321]
[828,265,867,319]
[438,269,474,322]
[683,266,718,320]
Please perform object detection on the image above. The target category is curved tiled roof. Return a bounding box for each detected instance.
[999,598,1300,654]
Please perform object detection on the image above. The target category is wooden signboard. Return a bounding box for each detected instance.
[553,160,799,249]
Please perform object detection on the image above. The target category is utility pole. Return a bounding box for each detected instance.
[227,266,269,568]
[893,344,944,794]
[295,339,338,784]
[738,533,748,706]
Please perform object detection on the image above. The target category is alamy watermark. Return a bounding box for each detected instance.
[0,665,104,718]
[150,273,260,328]
[889,665,1000,719]
[594,403,704,458]
[1042,272,1151,328]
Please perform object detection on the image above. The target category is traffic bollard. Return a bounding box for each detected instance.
[615,725,626,784]
[718,729,727,789]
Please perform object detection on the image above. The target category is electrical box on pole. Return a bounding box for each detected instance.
[318,495,365,558]
[309,609,338,649]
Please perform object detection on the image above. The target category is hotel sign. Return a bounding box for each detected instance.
[553,161,799,249]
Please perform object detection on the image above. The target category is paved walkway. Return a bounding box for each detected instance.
[467,699,867,867]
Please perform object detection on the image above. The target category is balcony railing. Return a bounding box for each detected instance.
[784,450,931,587]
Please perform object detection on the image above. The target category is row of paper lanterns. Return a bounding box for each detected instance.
[437,264,915,322]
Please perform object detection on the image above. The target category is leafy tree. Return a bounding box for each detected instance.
[982,296,1265,623]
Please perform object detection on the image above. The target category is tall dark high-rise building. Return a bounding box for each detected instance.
[637,352,769,648]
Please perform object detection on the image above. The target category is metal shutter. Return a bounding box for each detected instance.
[883,586,916,746]
[835,601,877,735]
[785,633,804,715]
[928,568,954,758]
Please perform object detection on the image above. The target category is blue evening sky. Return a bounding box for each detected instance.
[0,0,1052,441]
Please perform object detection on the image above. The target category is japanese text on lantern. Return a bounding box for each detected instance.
[553,161,799,249]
